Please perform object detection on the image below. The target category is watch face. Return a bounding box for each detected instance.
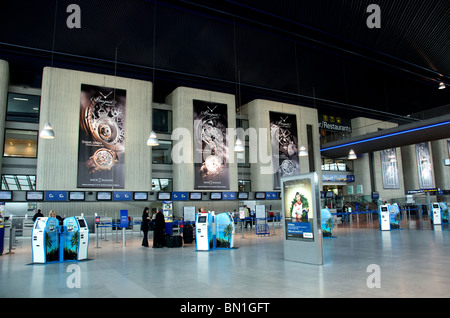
[85,96,125,152]
[93,148,116,169]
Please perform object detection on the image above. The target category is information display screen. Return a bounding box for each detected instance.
[189,192,202,200]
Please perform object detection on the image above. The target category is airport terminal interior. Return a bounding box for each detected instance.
[0,0,449,302]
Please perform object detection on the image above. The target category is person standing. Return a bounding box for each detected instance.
[153,207,165,248]
[32,209,44,222]
[141,207,150,247]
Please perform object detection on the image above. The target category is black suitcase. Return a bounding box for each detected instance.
[183,227,194,244]
[166,235,183,248]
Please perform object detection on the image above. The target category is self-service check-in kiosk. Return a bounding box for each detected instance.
[431,202,442,225]
[32,217,59,263]
[379,205,390,231]
[63,216,89,261]
[196,212,214,251]
[216,212,235,248]
[32,216,89,263]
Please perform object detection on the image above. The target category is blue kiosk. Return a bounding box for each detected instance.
[195,212,215,251]
[32,216,89,263]
[321,208,333,237]
[215,212,235,249]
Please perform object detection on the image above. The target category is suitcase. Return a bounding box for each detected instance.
[166,235,183,248]
[183,226,194,244]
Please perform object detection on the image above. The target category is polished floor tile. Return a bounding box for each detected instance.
[1,221,449,298]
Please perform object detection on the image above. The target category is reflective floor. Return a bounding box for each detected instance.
[1,219,449,299]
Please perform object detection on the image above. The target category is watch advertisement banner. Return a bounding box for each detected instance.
[270,111,299,190]
[381,148,399,189]
[283,176,314,241]
[77,84,126,188]
[193,99,229,190]
[415,142,433,188]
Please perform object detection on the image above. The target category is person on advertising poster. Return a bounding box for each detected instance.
[284,178,314,241]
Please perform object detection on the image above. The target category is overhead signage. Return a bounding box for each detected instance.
[265,192,278,200]
[172,192,188,201]
[222,192,236,200]
[45,191,68,201]
[318,114,352,133]
[406,188,442,195]
[322,174,355,182]
[113,191,132,201]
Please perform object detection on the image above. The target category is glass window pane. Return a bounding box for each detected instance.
[1,174,36,190]
[152,140,172,164]
[152,109,172,133]
[7,93,40,123]
[3,129,38,158]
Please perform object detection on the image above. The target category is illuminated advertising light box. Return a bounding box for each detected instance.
[281,172,323,265]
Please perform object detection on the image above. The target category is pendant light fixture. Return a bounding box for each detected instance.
[147,1,159,147]
[348,149,357,160]
[147,131,159,146]
[40,123,55,139]
[40,0,58,140]
[298,145,308,157]
[438,81,445,90]
[234,137,244,152]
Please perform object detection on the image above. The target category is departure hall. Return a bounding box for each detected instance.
[0,0,449,308]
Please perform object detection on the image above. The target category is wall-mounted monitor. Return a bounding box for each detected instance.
[255,192,266,200]
[189,192,202,200]
[26,191,44,201]
[210,192,222,200]
[157,192,171,200]
[325,191,333,198]
[97,191,112,201]
[0,190,12,201]
[237,192,249,200]
[69,191,85,201]
[133,192,148,201]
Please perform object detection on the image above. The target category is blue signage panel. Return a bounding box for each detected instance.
[222,192,237,200]
[45,191,68,201]
[265,192,278,200]
[322,174,355,182]
[113,191,132,201]
[286,222,311,235]
[120,210,129,228]
[172,192,188,201]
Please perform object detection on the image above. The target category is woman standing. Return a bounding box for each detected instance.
[153,207,165,248]
[141,207,150,247]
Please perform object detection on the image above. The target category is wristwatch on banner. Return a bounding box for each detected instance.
[85,148,119,174]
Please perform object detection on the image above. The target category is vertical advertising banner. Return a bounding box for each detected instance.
[380,148,399,189]
[270,111,299,190]
[77,84,126,188]
[415,142,433,188]
[193,100,229,190]
[283,176,314,241]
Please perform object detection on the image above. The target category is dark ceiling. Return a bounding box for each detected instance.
[0,0,449,124]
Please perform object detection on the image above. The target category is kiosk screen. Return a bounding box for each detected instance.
[78,219,86,228]
[198,216,207,223]
[381,206,388,212]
